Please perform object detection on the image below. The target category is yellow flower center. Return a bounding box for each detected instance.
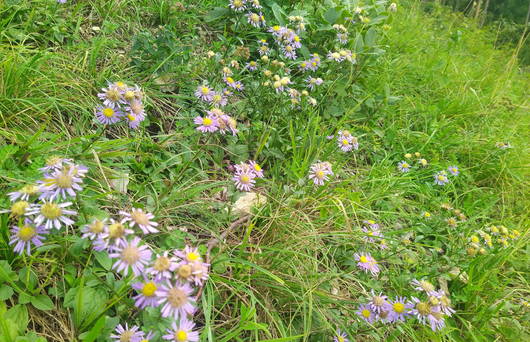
[167,288,188,308]
[359,255,368,263]
[103,108,115,117]
[131,210,149,225]
[11,201,29,216]
[393,302,405,313]
[46,156,62,167]
[240,175,250,184]
[89,220,105,234]
[21,185,39,195]
[341,139,349,146]
[142,282,157,297]
[361,309,371,318]
[315,170,324,179]
[250,13,259,22]
[332,52,340,59]
[154,256,170,271]
[294,35,300,42]
[272,25,280,31]
[429,296,440,306]
[471,235,479,243]
[420,281,435,292]
[373,296,385,306]
[338,337,345,342]
[121,246,140,265]
[124,90,135,101]
[402,163,409,168]
[55,172,73,188]
[440,295,451,306]
[18,226,36,241]
[253,164,261,171]
[424,212,431,217]
[41,202,62,219]
[106,88,120,101]
[416,302,431,316]
[178,264,192,279]
[437,175,446,181]
[203,118,213,126]
[212,94,222,102]
[187,252,200,261]
[226,77,234,84]
[127,114,136,122]
[176,330,188,342]
[115,81,126,88]
[120,331,134,342]
[201,87,210,94]
[285,46,293,52]
[108,222,126,239]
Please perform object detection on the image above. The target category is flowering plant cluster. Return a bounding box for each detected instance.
[468,225,521,256]
[96,81,146,129]
[232,160,265,192]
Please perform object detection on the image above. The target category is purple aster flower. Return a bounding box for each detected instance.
[328,51,344,62]
[411,279,437,295]
[258,44,270,56]
[147,251,178,282]
[110,323,144,342]
[125,99,146,120]
[125,113,142,129]
[195,85,214,102]
[229,0,246,11]
[141,331,155,341]
[132,278,160,309]
[9,219,47,255]
[224,77,239,89]
[354,252,380,276]
[218,115,238,136]
[81,218,108,241]
[356,304,376,323]
[337,136,357,152]
[233,169,256,191]
[368,291,390,314]
[39,156,71,173]
[448,165,459,176]
[362,219,379,230]
[410,297,445,331]
[387,297,413,323]
[210,92,228,107]
[337,32,349,44]
[97,83,124,108]
[95,106,123,125]
[175,245,203,263]
[299,60,311,71]
[309,161,333,186]
[194,115,219,133]
[27,201,77,230]
[106,219,134,249]
[120,208,159,234]
[57,0,67,3]
[162,318,199,341]
[434,290,455,316]
[306,77,323,90]
[156,281,196,320]
[290,35,302,48]
[8,184,40,202]
[246,61,258,71]
[248,161,264,178]
[434,171,449,185]
[38,168,84,200]
[109,237,152,276]
[282,45,297,59]
[175,259,210,286]
[250,0,262,9]
[361,226,383,243]
[334,329,349,342]
[247,12,265,27]
[397,161,411,172]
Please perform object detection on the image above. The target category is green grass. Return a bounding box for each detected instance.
[0,0,529,341]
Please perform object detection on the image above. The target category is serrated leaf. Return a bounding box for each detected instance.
[0,285,13,301]
[31,294,54,311]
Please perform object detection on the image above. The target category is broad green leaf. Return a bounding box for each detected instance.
[94,251,113,270]
[18,293,31,305]
[0,286,13,301]
[30,294,54,311]
[354,33,364,53]
[80,315,106,342]
[271,2,286,26]
[0,261,17,283]
[323,7,340,24]
[365,27,378,48]
[205,7,229,23]
[4,304,28,334]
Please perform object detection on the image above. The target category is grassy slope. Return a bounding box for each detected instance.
[0,0,528,341]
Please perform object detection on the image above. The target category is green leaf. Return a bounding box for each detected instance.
[80,315,106,342]
[323,8,340,24]
[30,294,54,311]
[365,27,378,48]
[4,304,28,333]
[0,261,17,283]
[0,285,13,301]
[354,33,364,53]
[204,7,229,23]
[94,251,113,270]
[18,293,31,305]
[271,2,286,26]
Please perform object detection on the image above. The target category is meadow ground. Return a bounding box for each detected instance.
[0,0,529,341]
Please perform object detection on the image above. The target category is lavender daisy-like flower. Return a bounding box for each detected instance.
[434,171,449,185]
[334,329,349,342]
[356,304,376,323]
[125,99,146,120]
[410,297,445,331]
[306,77,323,90]
[327,51,344,62]
[233,169,256,192]
[387,297,413,322]
[250,0,262,9]
[110,323,144,342]
[363,219,380,230]
[434,290,455,316]
[132,278,160,309]
[258,44,270,56]
[368,291,390,314]
[141,331,155,341]
[218,115,238,136]
[95,106,123,125]
[39,167,84,200]
[448,165,459,176]
[411,279,437,295]
[162,318,199,342]
[308,161,333,186]
[229,0,246,11]
[246,61,258,71]
[299,60,311,71]
[362,226,382,243]
[282,45,297,59]
[98,83,124,108]
[175,245,203,264]
[106,219,134,248]
[224,77,241,90]
[81,218,108,241]
[110,237,152,276]
[39,156,71,173]
[337,32,349,44]
[120,208,159,234]
[397,161,411,172]
[194,115,219,133]
[210,92,228,107]
[247,12,265,27]
[195,85,214,102]
[147,251,178,282]
[9,219,47,255]
[27,201,77,230]
[8,184,39,202]
[125,113,142,129]
[337,136,356,152]
[157,281,196,320]
[9,201,30,217]
[354,252,380,276]
[248,160,264,178]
